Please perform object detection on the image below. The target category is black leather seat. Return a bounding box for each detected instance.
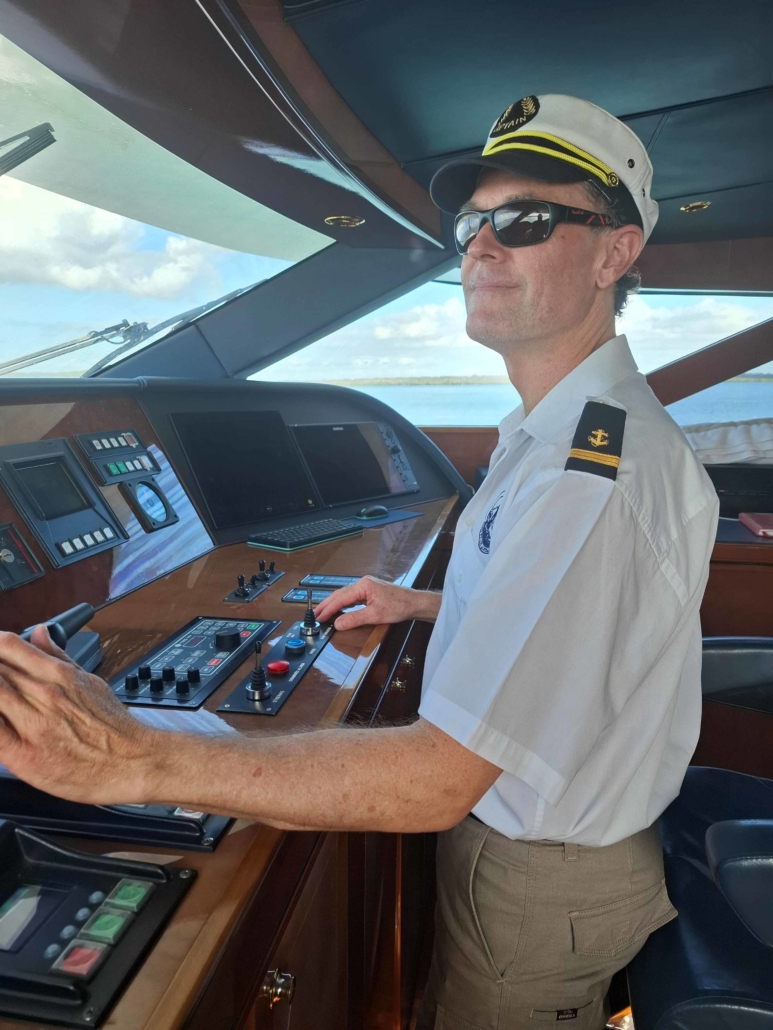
[702,637,773,714]
[626,767,773,1029]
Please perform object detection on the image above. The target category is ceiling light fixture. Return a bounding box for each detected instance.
[679,200,711,213]
[324,215,365,227]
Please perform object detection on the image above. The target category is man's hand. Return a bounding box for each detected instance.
[0,626,157,805]
[314,576,441,631]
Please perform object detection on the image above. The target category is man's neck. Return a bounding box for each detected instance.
[504,317,617,416]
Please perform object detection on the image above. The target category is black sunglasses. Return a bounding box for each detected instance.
[454,201,613,255]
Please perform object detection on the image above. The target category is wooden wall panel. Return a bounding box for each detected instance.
[420,427,498,486]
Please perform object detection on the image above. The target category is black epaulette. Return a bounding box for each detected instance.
[564,401,626,481]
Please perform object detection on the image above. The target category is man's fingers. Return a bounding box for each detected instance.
[29,624,75,664]
[315,581,367,621]
[333,607,376,631]
[0,630,71,679]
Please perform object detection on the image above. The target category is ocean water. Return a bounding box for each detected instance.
[353,381,773,428]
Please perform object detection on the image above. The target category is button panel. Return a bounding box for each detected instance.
[80,907,133,945]
[51,939,109,980]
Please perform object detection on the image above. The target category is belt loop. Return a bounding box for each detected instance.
[563,842,578,862]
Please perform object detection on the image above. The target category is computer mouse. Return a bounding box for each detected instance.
[358,504,389,519]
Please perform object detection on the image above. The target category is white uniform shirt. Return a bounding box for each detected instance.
[418,335,719,846]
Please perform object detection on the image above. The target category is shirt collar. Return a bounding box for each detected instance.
[515,334,638,444]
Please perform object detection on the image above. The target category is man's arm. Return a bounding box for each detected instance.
[0,628,499,833]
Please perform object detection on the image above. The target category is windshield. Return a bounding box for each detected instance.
[0,33,332,378]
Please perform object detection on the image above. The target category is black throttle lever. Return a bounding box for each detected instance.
[19,603,95,650]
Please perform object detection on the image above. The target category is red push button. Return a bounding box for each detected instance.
[267,660,290,676]
[52,940,108,979]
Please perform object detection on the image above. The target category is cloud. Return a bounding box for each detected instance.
[0,177,225,300]
[257,293,508,380]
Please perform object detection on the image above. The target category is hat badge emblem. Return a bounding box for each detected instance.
[491,95,540,137]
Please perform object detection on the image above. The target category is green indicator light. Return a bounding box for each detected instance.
[116,461,128,473]
[107,878,154,912]
[247,623,259,630]
[107,463,120,475]
[82,909,130,943]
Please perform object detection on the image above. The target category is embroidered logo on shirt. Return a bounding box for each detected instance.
[478,491,504,554]
[587,428,609,448]
[556,1009,578,1020]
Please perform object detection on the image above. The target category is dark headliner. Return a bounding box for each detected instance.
[283,0,773,245]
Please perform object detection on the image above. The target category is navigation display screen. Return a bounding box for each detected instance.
[292,422,408,507]
[171,411,319,528]
[15,459,90,520]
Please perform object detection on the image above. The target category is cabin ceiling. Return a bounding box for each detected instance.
[281,0,773,245]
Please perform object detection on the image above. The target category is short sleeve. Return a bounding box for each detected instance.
[418,469,679,806]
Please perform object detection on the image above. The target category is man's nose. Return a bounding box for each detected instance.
[464,220,506,260]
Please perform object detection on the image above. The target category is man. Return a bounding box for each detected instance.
[0,95,718,1028]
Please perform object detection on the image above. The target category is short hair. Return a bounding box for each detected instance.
[580,180,642,318]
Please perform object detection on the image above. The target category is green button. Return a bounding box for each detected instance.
[107,879,154,913]
[106,462,120,476]
[116,461,128,474]
[81,908,132,944]
[246,623,259,630]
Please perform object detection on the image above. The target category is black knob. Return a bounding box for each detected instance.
[138,664,151,680]
[150,675,164,694]
[259,559,266,573]
[215,629,241,651]
[187,667,200,683]
[162,665,176,682]
[245,642,271,701]
[268,560,275,574]
[176,676,190,695]
[125,674,139,691]
[237,574,245,588]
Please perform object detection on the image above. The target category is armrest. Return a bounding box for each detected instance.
[705,819,773,947]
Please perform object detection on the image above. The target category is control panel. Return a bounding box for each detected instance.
[223,558,284,602]
[0,523,43,592]
[0,820,194,1028]
[74,430,158,485]
[0,439,127,568]
[218,593,334,716]
[110,617,280,709]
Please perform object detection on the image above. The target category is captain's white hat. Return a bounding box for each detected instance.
[430,93,659,241]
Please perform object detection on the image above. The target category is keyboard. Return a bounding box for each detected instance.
[248,518,363,551]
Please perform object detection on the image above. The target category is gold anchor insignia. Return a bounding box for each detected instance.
[588,429,609,448]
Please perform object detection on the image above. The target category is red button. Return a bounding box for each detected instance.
[207,658,221,666]
[267,660,290,676]
[56,943,105,977]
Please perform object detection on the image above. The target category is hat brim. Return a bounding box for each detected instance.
[429,150,591,213]
[429,150,642,230]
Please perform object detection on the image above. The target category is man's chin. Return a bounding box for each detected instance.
[465,316,516,353]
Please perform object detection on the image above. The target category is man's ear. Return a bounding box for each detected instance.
[596,224,644,291]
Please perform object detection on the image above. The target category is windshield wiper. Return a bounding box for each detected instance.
[0,286,254,378]
[0,123,56,177]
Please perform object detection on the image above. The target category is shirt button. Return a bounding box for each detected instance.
[464,517,474,527]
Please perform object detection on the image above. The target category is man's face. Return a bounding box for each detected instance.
[461,169,614,354]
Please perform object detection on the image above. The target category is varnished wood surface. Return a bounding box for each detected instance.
[638,236,773,292]
[0,496,457,1030]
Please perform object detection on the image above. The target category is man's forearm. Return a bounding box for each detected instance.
[409,589,443,623]
[142,718,496,833]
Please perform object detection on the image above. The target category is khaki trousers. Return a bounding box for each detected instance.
[416,816,676,1030]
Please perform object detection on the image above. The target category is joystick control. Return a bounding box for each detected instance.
[234,574,249,600]
[245,642,271,702]
[268,560,275,575]
[215,629,241,652]
[257,559,269,582]
[299,589,320,637]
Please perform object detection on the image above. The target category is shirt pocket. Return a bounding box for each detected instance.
[569,878,676,958]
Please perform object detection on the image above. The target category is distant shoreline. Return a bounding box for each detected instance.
[321,375,512,386]
[315,374,773,387]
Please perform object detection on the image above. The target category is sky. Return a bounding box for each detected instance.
[0,177,292,376]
